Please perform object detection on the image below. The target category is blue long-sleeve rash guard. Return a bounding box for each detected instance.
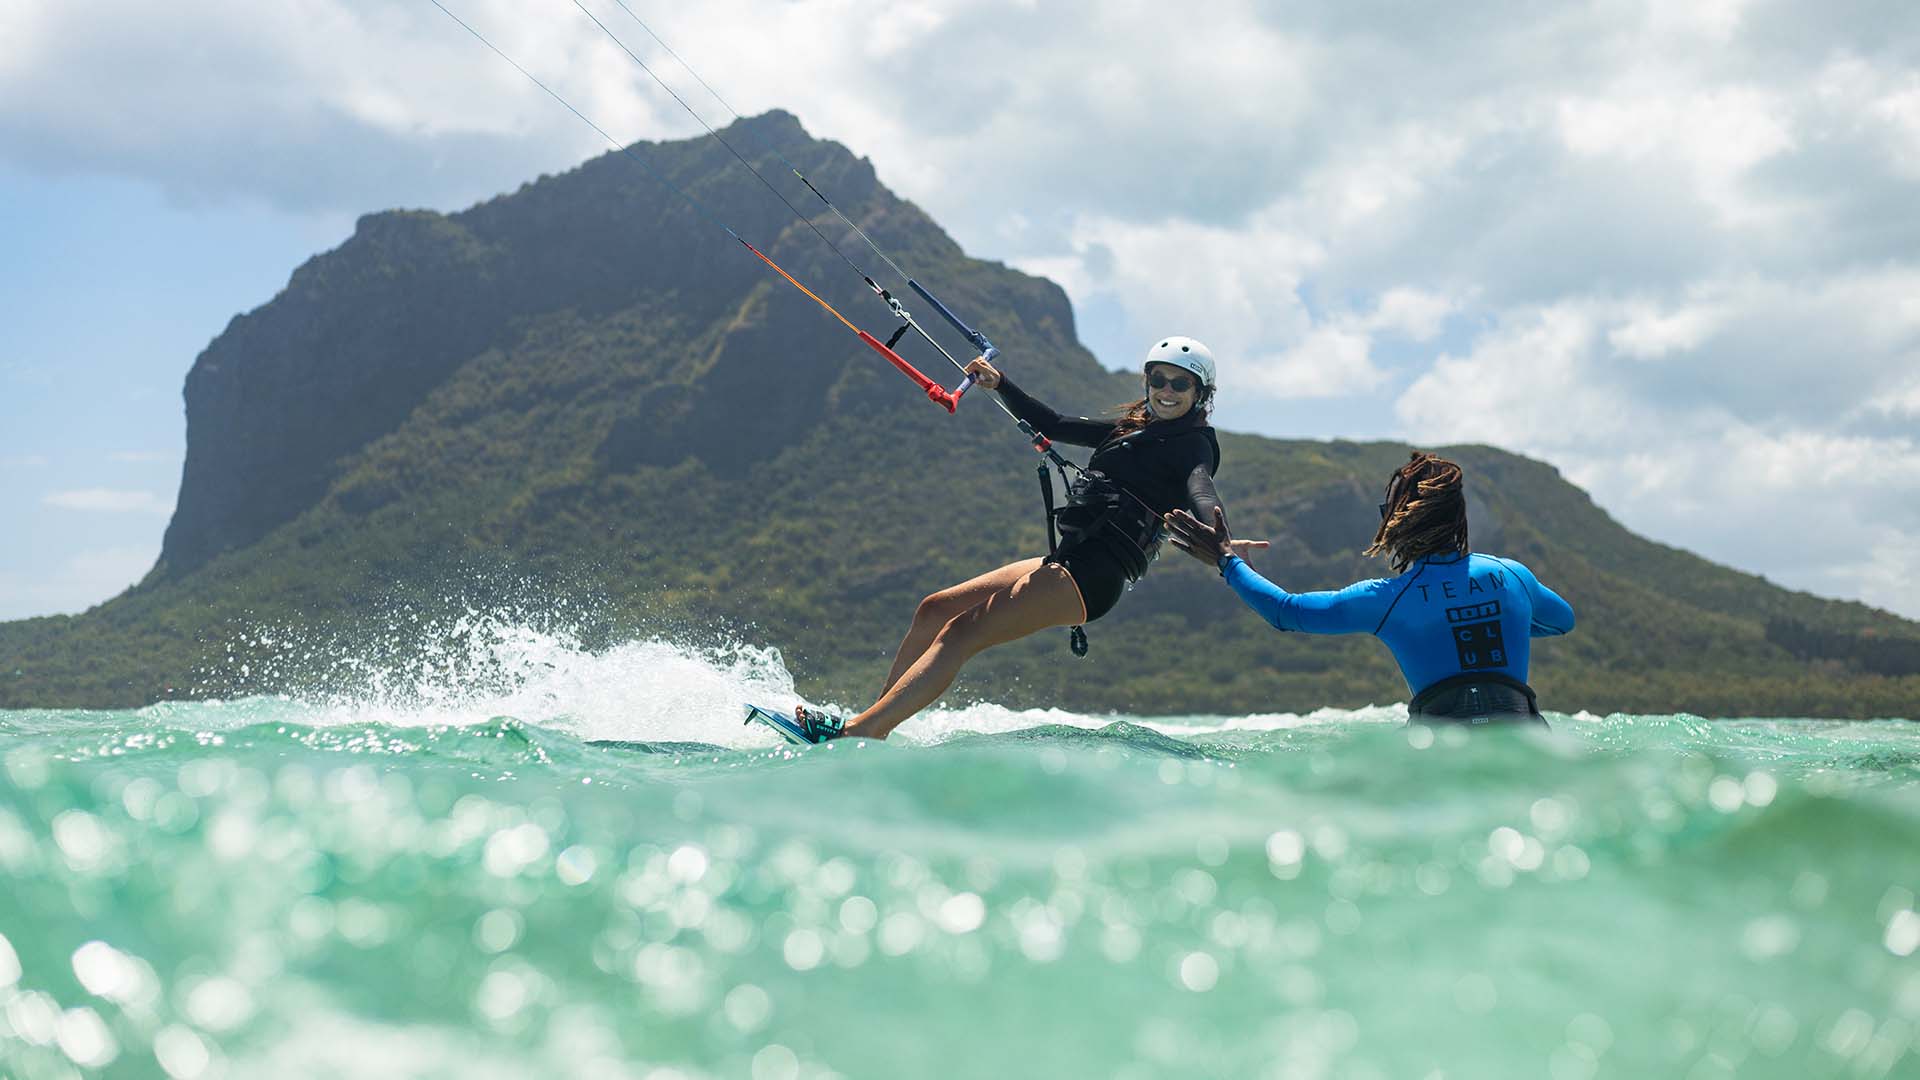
[1219,552,1575,695]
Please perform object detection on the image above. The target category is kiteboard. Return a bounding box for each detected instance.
[743,703,844,745]
[744,703,809,744]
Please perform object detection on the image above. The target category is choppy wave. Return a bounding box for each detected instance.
[2,629,1916,1079]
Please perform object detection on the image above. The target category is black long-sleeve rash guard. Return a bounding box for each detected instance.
[993,375,1223,522]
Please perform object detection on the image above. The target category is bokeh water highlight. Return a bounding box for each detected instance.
[2,624,1915,1079]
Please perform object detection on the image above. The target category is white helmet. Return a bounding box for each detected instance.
[1144,336,1216,388]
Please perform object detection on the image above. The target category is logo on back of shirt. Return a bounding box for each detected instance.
[1447,600,1506,670]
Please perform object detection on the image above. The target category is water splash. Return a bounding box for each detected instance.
[165,615,1428,748]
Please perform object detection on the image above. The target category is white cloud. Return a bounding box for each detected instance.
[1644,0,1753,42]
[1568,421,1920,594]
[1719,428,1920,494]
[1813,534,1920,625]
[1,454,51,468]
[0,2,43,78]
[1819,58,1920,180]
[65,547,157,587]
[0,0,682,212]
[1246,326,1384,400]
[1395,294,1920,616]
[1229,288,1458,401]
[1365,289,1457,343]
[1554,87,1796,226]
[1607,299,1728,359]
[1007,209,1322,372]
[1397,303,1623,449]
[1874,81,1920,176]
[44,489,172,514]
[0,546,154,621]
[1869,376,1920,421]
[4,0,1920,619]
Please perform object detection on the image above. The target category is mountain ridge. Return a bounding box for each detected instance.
[3,111,1915,718]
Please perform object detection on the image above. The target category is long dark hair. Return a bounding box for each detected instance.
[1111,376,1214,436]
[1366,452,1469,572]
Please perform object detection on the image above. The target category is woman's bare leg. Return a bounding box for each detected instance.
[844,562,1086,740]
[879,558,1047,696]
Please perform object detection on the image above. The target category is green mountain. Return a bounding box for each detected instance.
[4,112,1916,718]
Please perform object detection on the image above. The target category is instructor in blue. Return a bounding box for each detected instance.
[1164,452,1575,726]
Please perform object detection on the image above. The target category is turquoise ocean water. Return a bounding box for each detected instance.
[2,628,1916,1079]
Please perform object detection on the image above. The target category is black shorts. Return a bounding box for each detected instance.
[1409,674,1549,728]
[1052,540,1131,623]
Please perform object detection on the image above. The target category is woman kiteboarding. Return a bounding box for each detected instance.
[426,1,1270,743]
[1163,452,1575,726]
[764,337,1265,742]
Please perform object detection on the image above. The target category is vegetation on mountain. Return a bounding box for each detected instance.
[4,112,1914,718]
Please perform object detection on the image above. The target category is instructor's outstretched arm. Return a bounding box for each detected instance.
[1164,508,1380,635]
[1163,505,1267,566]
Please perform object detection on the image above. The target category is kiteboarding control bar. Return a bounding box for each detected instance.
[908,280,994,405]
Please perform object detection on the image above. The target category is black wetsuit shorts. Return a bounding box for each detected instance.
[1053,540,1131,623]
[1408,673,1549,728]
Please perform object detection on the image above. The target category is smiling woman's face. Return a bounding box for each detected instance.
[1144,362,1200,421]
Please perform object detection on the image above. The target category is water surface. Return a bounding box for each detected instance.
[2,635,1915,1078]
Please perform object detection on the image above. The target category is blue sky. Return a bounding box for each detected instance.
[0,166,350,618]
[3,0,1918,621]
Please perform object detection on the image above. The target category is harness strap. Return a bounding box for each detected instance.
[1055,474,1156,581]
[1038,462,1089,658]
[1039,463,1059,560]
[1409,672,1540,717]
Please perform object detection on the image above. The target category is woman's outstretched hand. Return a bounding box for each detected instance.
[963,355,1002,390]
[1164,507,1271,566]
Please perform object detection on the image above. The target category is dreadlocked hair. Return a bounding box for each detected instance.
[1365,451,1469,572]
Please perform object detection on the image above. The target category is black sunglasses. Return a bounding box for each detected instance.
[1146,372,1196,393]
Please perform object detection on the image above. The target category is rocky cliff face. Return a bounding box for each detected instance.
[159,111,936,575]
[165,211,500,573]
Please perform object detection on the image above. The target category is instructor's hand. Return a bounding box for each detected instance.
[1226,538,1272,561]
[1163,507,1269,566]
[964,355,1002,390]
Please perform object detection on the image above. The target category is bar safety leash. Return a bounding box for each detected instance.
[1036,449,1091,657]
